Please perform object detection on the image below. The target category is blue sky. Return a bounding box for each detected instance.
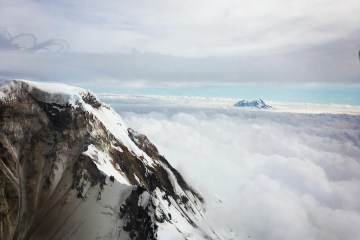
[0,0,359,104]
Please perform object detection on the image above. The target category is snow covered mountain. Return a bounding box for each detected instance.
[234,99,273,109]
[0,80,220,240]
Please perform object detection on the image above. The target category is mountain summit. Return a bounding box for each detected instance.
[234,99,273,109]
[0,80,220,240]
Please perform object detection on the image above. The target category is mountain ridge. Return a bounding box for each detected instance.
[0,79,220,240]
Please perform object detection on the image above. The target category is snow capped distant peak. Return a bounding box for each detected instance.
[234,98,273,109]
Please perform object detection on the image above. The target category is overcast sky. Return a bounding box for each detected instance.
[0,0,360,100]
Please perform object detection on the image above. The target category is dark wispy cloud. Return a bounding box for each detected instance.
[0,28,69,52]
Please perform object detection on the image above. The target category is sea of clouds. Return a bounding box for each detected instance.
[104,95,360,240]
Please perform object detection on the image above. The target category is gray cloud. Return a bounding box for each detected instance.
[0,36,359,86]
[0,0,359,86]
[108,99,360,239]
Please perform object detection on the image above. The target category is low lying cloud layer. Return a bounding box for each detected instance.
[111,100,360,239]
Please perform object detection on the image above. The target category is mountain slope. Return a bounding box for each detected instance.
[0,80,219,240]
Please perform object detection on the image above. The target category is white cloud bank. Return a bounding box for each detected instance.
[109,97,360,239]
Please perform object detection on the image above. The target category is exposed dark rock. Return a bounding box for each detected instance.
[80,91,102,109]
[120,187,157,240]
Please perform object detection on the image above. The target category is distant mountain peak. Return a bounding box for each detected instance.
[234,98,273,109]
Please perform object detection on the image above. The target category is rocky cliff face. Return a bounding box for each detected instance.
[0,80,219,240]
